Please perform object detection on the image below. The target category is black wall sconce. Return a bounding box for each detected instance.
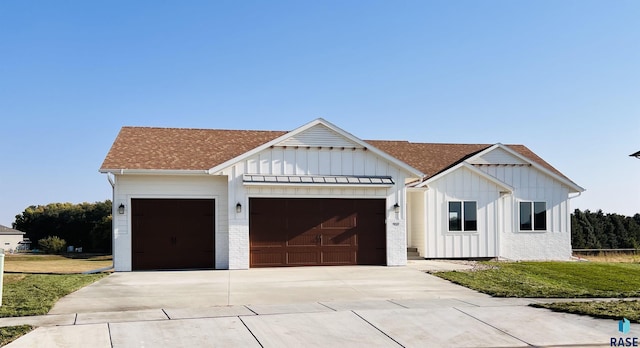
[118,203,125,214]
[393,203,400,213]
[236,202,242,213]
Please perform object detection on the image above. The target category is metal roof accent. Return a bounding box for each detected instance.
[243,175,395,186]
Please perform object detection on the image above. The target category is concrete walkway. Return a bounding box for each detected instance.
[3,261,637,347]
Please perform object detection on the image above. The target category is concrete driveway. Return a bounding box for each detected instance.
[2,260,636,347]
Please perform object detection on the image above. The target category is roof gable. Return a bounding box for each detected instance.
[276,123,362,148]
[467,144,585,192]
[468,146,528,165]
[415,162,514,192]
[209,118,424,177]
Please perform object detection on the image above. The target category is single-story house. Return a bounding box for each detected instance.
[0,224,28,252]
[100,118,584,271]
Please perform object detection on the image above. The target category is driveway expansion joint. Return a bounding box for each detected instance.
[387,299,410,309]
[161,309,170,320]
[351,310,405,347]
[453,307,535,347]
[238,316,264,348]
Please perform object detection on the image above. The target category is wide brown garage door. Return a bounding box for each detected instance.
[249,198,386,267]
[132,199,214,270]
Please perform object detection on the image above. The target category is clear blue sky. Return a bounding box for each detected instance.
[1,0,638,226]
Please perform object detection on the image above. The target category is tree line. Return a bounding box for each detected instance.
[571,209,640,249]
[10,203,640,254]
[13,200,112,253]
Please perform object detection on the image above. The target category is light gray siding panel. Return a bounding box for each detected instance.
[470,147,528,165]
[272,148,284,175]
[295,148,307,175]
[308,150,319,174]
[284,149,295,175]
[353,151,365,176]
[277,124,361,148]
[319,150,331,175]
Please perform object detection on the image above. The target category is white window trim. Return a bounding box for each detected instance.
[448,200,478,233]
[519,201,547,232]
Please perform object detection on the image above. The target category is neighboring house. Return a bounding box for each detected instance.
[0,224,27,252]
[100,118,584,271]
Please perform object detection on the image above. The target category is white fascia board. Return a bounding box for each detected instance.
[470,143,585,193]
[415,162,514,192]
[208,118,425,178]
[99,169,210,175]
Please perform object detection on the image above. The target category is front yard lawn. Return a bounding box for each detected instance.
[0,273,107,345]
[532,300,640,323]
[0,325,33,346]
[435,261,640,323]
[435,261,640,298]
[4,254,112,274]
[1,273,107,317]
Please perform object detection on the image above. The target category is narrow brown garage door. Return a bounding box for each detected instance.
[132,199,214,270]
[249,198,386,267]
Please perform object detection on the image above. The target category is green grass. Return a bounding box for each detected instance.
[532,300,640,323]
[435,261,640,323]
[1,273,108,317]
[435,261,640,297]
[0,273,107,344]
[0,325,33,346]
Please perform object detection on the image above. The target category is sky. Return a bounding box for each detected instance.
[0,0,638,226]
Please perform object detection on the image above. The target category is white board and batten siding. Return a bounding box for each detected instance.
[111,175,229,271]
[421,166,502,258]
[475,164,572,260]
[415,145,574,261]
[219,125,416,269]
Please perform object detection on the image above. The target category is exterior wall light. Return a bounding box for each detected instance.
[118,203,125,214]
[393,203,400,213]
[236,202,242,213]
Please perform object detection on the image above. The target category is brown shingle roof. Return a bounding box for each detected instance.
[100,127,286,171]
[100,126,567,180]
[367,141,567,179]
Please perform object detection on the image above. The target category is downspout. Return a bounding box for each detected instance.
[106,173,115,271]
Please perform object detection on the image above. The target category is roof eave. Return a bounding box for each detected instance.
[99,169,211,175]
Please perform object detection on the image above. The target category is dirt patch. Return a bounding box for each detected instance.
[426,260,498,273]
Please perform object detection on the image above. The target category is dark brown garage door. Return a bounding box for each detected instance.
[249,198,386,267]
[132,199,214,270]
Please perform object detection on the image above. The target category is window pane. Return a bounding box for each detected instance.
[534,202,546,230]
[449,202,462,231]
[520,202,532,230]
[464,201,477,231]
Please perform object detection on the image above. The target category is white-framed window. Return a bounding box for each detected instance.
[519,201,547,231]
[448,201,477,231]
